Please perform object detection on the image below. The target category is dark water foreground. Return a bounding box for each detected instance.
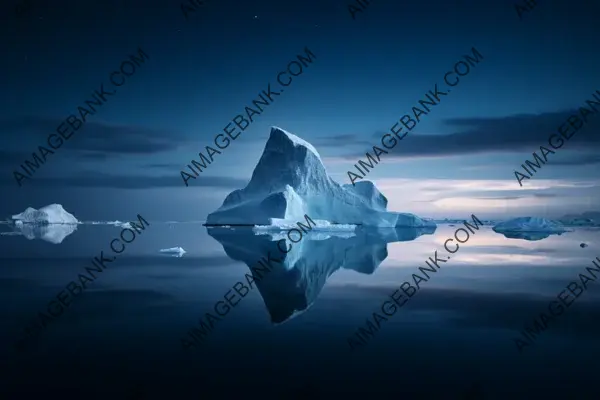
[0,223,599,399]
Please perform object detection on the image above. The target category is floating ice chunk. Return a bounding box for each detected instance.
[159,247,186,257]
[12,204,78,224]
[254,218,357,231]
[104,220,132,228]
[493,217,568,233]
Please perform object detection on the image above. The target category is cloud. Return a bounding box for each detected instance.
[338,109,600,160]
[532,193,558,198]
[0,151,31,166]
[145,163,183,169]
[371,178,600,218]
[77,152,109,160]
[376,178,599,193]
[470,193,558,201]
[552,154,600,166]
[311,134,373,148]
[1,116,191,156]
[0,172,247,189]
[475,196,523,200]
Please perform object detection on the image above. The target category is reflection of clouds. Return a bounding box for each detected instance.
[432,229,507,247]
[367,226,596,273]
[456,253,557,265]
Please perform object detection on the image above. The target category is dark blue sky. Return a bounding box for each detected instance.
[1,0,599,221]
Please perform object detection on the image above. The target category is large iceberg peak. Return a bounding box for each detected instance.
[206,127,435,228]
[245,126,331,197]
[267,126,321,159]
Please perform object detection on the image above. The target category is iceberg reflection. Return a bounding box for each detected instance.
[207,225,436,324]
[3,222,78,244]
[493,231,560,241]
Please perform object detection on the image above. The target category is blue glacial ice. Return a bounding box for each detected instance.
[206,127,436,228]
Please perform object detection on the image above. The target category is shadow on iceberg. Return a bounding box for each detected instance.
[206,225,436,324]
[3,222,78,244]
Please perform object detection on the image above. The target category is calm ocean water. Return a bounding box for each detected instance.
[0,222,599,399]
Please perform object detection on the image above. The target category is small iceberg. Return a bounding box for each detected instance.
[492,217,568,241]
[561,218,596,227]
[7,204,79,243]
[559,211,600,226]
[493,217,567,233]
[106,220,132,229]
[581,243,588,248]
[159,247,186,257]
[11,204,78,225]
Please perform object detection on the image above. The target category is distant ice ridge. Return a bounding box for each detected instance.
[11,204,78,225]
[558,212,600,227]
[159,247,186,257]
[206,127,436,228]
[493,217,568,233]
[436,218,497,225]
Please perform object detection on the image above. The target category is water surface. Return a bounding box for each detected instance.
[0,223,598,399]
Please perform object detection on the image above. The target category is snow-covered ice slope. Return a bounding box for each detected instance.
[206,127,435,228]
[11,204,78,224]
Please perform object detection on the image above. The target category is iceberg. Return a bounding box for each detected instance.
[558,212,599,227]
[492,217,568,241]
[104,220,132,228]
[8,204,78,243]
[159,247,186,257]
[493,217,567,233]
[206,127,435,228]
[11,204,78,225]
